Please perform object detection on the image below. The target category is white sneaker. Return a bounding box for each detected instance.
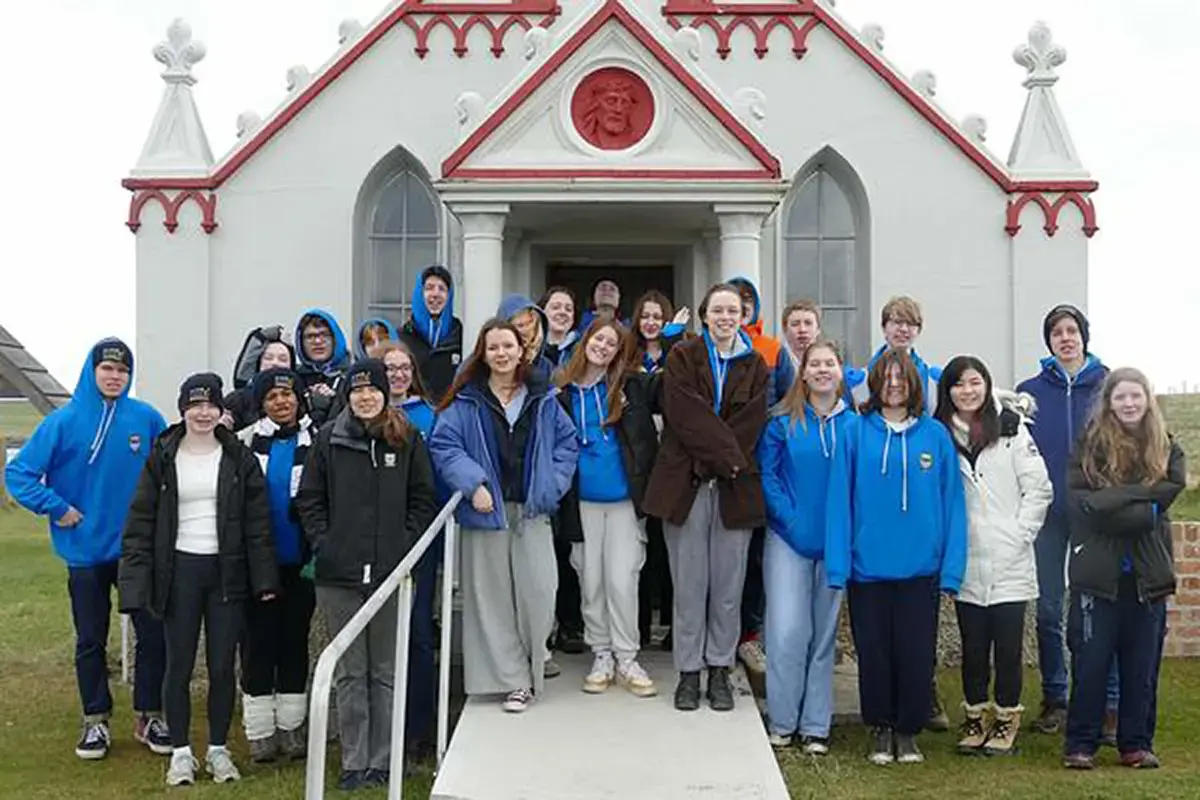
[502,688,534,713]
[205,747,242,783]
[583,651,615,694]
[768,733,792,749]
[738,639,767,676]
[615,658,657,698]
[166,750,199,786]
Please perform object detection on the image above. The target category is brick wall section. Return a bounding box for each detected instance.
[1166,521,1200,658]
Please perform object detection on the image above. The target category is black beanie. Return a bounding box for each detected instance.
[1042,304,1090,354]
[91,338,133,371]
[345,359,389,398]
[178,372,225,414]
[422,264,453,291]
[252,368,303,411]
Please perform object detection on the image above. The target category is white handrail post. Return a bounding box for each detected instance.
[387,577,414,800]
[305,638,335,797]
[436,514,458,769]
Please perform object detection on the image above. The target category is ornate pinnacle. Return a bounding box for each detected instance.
[1013,21,1066,87]
[152,18,206,85]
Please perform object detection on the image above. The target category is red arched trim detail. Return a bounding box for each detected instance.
[1005,191,1097,238]
[493,15,534,57]
[127,189,218,235]
[407,11,558,60]
[665,13,819,60]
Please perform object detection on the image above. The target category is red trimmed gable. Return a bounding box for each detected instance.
[440,0,781,179]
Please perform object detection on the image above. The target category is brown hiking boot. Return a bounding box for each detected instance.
[1032,701,1067,734]
[1100,708,1118,747]
[957,703,989,754]
[983,705,1022,756]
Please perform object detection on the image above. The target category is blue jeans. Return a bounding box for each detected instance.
[67,561,165,720]
[1034,514,1118,708]
[1065,580,1163,755]
[763,534,841,738]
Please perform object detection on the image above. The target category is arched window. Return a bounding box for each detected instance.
[782,165,867,363]
[362,165,441,325]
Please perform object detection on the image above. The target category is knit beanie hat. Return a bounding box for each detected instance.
[1042,304,1090,354]
[91,338,133,370]
[252,368,303,411]
[422,264,453,292]
[178,372,225,413]
[346,359,389,398]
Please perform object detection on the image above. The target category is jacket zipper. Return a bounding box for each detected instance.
[369,439,378,584]
[471,401,507,528]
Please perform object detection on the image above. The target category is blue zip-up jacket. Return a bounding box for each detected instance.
[1017,354,1107,519]
[5,342,167,567]
[264,437,304,565]
[566,382,630,502]
[429,381,578,529]
[397,396,437,440]
[295,308,351,380]
[825,412,968,593]
[757,402,858,560]
[846,345,943,413]
[354,317,398,359]
[497,294,555,382]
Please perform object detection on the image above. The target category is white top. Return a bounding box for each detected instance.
[175,445,222,555]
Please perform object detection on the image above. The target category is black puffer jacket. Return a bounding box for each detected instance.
[399,317,463,405]
[295,408,438,589]
[119,425,280,617]
[1067,438,1187,603]
[553,373,660,543]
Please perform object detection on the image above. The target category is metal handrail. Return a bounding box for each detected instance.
[305,491,462,799]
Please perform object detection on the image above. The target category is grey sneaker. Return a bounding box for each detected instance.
[248,733,278,763]
[895,733,925,764]
[205,748,242,783]
[868,727,895,765]
[278,726,307,760]
[166,750,199,786]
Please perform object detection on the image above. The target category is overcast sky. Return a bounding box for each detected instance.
[2,0,1196,393]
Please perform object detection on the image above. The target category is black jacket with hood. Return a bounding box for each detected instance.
[118,425,280,617]
[399,266,464,404]
[223,325,295,431]
[1067,437,1186,603]
[294,407,439,589]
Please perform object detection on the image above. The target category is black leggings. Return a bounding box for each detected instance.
[241,565,315,696]
[955,600,1026,708]
[164,553,244,748]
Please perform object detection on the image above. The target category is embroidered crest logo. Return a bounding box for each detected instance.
[187,386,211,404]
[101,346,127,363]
[272,374,295,392]
[384,453,397,468]
[128,434,141,453]
[350,371,372,388]
[451,353,461,366]
[919,452,934,471]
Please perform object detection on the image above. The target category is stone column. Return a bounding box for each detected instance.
[451,203,509,351]
[712,204,774,287]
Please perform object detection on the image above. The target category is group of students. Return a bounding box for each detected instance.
[5,264,1186,790]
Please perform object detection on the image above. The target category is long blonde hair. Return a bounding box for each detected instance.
[773,336,846,431]
[1078,367,1170,487]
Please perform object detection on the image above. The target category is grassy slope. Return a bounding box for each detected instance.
[2,507,1200,799]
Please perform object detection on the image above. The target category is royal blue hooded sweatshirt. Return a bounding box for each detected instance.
[354,317,398,360]
[295,308,350,381]
[566,382,630,503]
[846,345,943,413]
[1016,354,1107,520]
[756,401,858,561]
[825,412,968,593]
[5,341,167,567]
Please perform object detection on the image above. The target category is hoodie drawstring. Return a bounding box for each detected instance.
[880,426,910,512]
[576,385,609,446]
[818,414,838,458]
[87,403,117,465]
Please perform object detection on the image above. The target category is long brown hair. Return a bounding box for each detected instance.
[632,290,675,344]
[555,317,632,425]
[365,407,412,450]
[774,337,846,431]
[437,318,529,412]
[377,339,430,401]
[1078,367,1170,487]
[861,348,924,418]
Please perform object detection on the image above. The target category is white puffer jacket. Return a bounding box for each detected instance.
[954,396,1053,607]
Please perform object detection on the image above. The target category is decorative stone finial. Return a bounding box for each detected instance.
[339,19,364,45]
[455,92,485,129]
[861,23,885,52]
[1013,21,1066,87]
[913,70,937,98]
[237,111,262,139]
[962,114,988,144]
[153,18,206,85]
[287,65,311,92]
[734,88,767,130]
[673,27,702,62]
[523,27,549,61]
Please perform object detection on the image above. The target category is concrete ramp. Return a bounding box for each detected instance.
[431,650,789,800]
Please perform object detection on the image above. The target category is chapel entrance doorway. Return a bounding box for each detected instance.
[545,261,675,322]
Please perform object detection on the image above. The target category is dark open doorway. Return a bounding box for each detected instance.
[544,263,675,321]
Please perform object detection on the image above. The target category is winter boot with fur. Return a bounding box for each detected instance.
[956,702,990,755]
[983,705,1023,756]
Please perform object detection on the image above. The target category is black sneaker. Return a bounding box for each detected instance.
[868,726,894,765]
[706,667,735,712]
[895,733,925,764]
[337,769,368,791]
[674,671,701,712]
[556,629,588,655]
[1032,701,1067,734]
[363,768,389,787]
[134,714,173,756]
[75,721,111,760]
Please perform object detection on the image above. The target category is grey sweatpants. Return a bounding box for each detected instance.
[461,505,557,697]
[570,499,646,660]
[316,586,397,772]
[665,482,753,673]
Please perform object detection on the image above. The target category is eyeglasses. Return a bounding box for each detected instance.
[885,319,918,330]
[303,331,331,343]
[386,365,413,376]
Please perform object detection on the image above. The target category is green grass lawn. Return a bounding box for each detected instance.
[0,399,43,441]
[4,507,1200,799]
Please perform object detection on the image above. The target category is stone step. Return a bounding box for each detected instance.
[431,650,790,800]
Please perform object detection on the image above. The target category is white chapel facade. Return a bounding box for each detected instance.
[124,0,1097,413]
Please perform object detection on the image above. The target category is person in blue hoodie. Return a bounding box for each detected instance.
[847,296,942,413]
[539,286,581,369]
[235,368,317,764]
[756,336,856,755]
[5,338,171,760]
[356,317,398,360]
[1015,304,1118,737]
[553,317,660,699]
[429,318,578,714]
[398,265,463,403]
[826,348,967,766]
[295,308,351,427]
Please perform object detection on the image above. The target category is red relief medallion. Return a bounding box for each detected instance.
[570,67,655,150]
